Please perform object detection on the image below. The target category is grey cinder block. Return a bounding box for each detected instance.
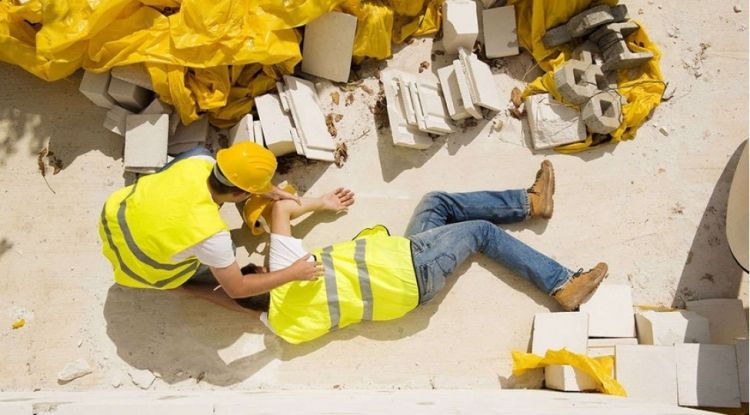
[581,92,622,134]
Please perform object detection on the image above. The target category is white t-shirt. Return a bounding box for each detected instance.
[169,154,235,268]
[261,233,314,329]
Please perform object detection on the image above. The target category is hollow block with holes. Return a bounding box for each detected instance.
[582,92,622,133]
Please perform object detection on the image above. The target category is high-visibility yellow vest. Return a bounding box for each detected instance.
[269,225,419,344]
[98,158,228,289]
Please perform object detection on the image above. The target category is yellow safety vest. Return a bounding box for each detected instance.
[269,225,419,344]
[98,158,228,289]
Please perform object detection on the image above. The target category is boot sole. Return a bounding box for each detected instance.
[557,264,608,311]
[542,160,554,219]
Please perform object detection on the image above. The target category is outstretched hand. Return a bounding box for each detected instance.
[321,187,355,213]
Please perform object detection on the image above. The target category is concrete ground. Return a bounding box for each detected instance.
[0,0,747,394]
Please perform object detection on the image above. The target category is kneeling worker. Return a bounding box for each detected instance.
[237,161,608,344]
[98,142,322,297]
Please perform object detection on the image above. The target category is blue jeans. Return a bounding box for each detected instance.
[406,191,573,304]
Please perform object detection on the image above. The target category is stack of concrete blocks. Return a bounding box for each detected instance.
[301,12,357,83]
[280,76,336,161]
[168,118,209,156]
[524,94,586,150]
[615,345,679,405]
[254,94,297,157]
[481,5,519,58]
[434,48,502,123]
[381,68,453,149]
[123,114,169,173]
[590,22,654,72]
[554,54,621,134]
[532,312,598,392]
[542,4,629,48]
[442,0,479,55]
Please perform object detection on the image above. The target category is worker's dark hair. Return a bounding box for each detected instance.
[234,263,270,312]
[208,164,248,196]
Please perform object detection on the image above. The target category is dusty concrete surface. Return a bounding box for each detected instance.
[0,0,747,393]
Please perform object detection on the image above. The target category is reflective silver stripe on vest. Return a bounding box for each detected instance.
[116,182,197,271]
[101,209,199,288]
[354,239,373,321]
[320,246,340,330]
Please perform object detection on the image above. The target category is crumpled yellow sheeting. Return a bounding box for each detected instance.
[512,349,626,396]
[1,0,441,128]
[509,0,665,152]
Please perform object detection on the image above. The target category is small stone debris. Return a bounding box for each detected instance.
[334,113,343,122]
[57,358,92,383]
[330,91,340,105]
[510,87,523,108]
[667,25,680,39]
[359,85,374,95]
[110,372,123,388]
[325,114,338,137]
[659,126,670,136]
[129,368,156,389]
[508,106,525,119]
[662,84,677,101]
[334,142,348,168]
[345,93,354,106]
[419,61,430,73]
[734,5,742,12]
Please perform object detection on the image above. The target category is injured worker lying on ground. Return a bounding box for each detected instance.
[207,161,609,344]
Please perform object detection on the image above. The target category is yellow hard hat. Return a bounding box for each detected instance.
[216,141,277,193]
[242,182,297,236]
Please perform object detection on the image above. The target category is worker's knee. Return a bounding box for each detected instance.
[420,191,449,208]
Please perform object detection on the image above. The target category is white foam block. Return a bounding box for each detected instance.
[283,75,336,151]
[80,70,116,108]
[525,93,586,150]
[545,365,598,392]
[615,345,678,405]
[111,64,154,91]
[635,311,711,346]
[676,343,741,408]
[442,0,479,54]
[686,299,749,344]
[301,11,357,83]
[103,105,133,136]
[229,114,254,146]
[124,114,169,173]
[452,60,482,119]
[459,48,503,111]
[437,65,471,120]
[108,78,152,112]
[579,284,636,338]
[415,81,454,134]
[380,68,433,149]
[482,6,519,58]
[532,312,588,355]
[255,93,296,156]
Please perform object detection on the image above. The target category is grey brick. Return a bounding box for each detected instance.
[582,92,621,133]
[610,4,629,22]
[554,59,597,105]
[602,50,654,71]
[566,5,614,38]
[542,25,572,48]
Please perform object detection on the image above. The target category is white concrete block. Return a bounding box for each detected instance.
[437,65,471,120]
[532,312,588,355]
[229,114,254,146]
[458,48,502,111]
[170,117,209,151]
[452,60,483,119]
[676,343,741,408]
[615,345,678,405]
[380,68,433,149]
[108,77,152,112]
[525,93,587,150]
[398,77,419,126]
[736,339,749,402]
[140,98,172,115]
[124,114,169,173]
[111,64,154,91]
[415,81,454,134]
[255,93,296,156]
[283,75,336,151]
[103,105,133,136]
[253,120,264,146]
[545,365,598,392]
[482,6,519,58]
[686,299,749,344]
[442,0,479,54]
[301,11,357,83]
[292,129,335,162]
[79,70,116,108]
[635,311,711,346]
[579,284,635,338]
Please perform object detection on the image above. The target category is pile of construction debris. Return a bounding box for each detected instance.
[530,284,748,409]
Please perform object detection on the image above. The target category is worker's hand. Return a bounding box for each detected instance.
[263,185,301,205]
[321,187,355,213]
[289,253,324,281]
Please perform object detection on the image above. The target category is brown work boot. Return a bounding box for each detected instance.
[528,160,555,219]
[553,263,608,311]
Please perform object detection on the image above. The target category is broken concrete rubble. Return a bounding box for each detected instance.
[124,114,168,173]
[57,358,93,383]
[413,81,454,134]
[542,4,629,48]
[436,65,471,120]
[79,70,116,109]
[459,48,503,111]
[255,93,297,157]
[380,68,433,149]
[676,343,741,408]
[442,0,479,54]
[482,6,519,58]
[451,60,483,119]
[590,22,654,72]
[635,310,711,346]
[301,12,357,83]
[282,75,336,158]
[103,105,133,136]
[581,92,622,134]
[615,345,678,405]
[107,78,152,112]
[525,94,586,150]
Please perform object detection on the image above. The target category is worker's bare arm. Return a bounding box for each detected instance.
[271,188,355,236]
[210,254,322,298]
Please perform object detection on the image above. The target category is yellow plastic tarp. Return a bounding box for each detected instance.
[1,0,441,128]
[509,0,665,152]
[512,348,626,396]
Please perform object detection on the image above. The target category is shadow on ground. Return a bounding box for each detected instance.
[672,141,747,307]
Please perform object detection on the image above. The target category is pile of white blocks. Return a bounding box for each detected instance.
[442,0,479,54]
[79,65,194,173]
[251,75,336,162]
[442,1,519,59]
[531,284,748,409]
[301,11,357,83]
